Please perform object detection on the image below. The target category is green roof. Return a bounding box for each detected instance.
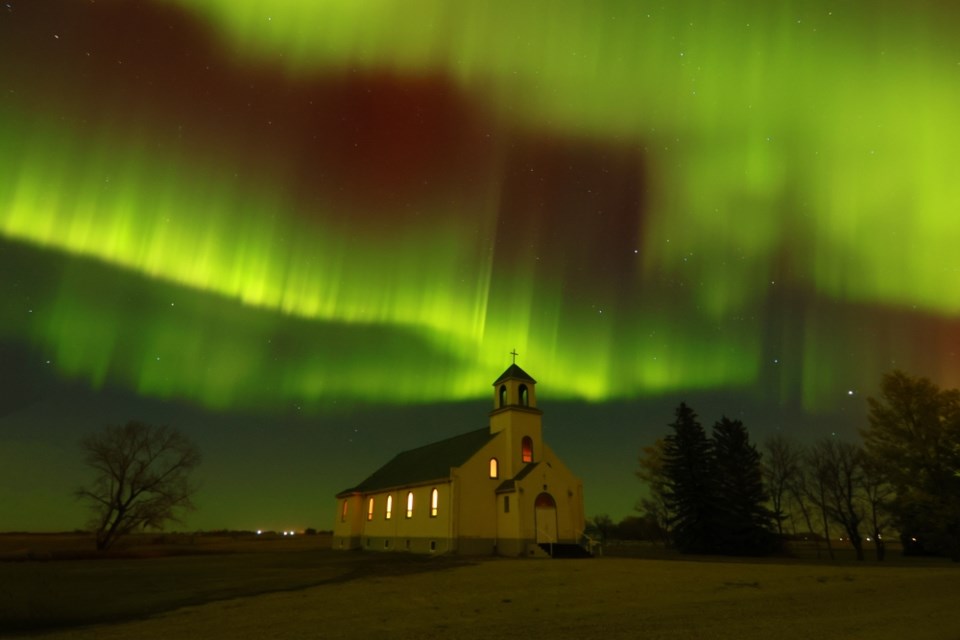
[493,364,537,385]
[337,427,498,496]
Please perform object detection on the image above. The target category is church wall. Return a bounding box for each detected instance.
[359,490,399,542]
[358,482,453,552]
[516,444,585,543]
[520,485,535,546]
[495,491,523,555]
[546,445,586,541]
[494,537,526,556]
[359,536,454,554]
[331,493,364,550]
[488,407,543,481]
[456,537,500,555]
[449,436,505,555]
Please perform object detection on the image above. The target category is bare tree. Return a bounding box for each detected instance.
[811,438,866,561]
[588,514,615,541]
[803,445,836,560]
[76,421,201,551]
[785,460,826,557]
[861,458,894,561]
[636,437,673,544]
[763,434,802,537]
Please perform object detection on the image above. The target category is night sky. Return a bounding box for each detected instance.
[2,1,959,532]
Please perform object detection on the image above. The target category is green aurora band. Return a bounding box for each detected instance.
[2,0,959,410]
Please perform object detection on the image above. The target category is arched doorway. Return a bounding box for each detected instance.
[534,492,558,544]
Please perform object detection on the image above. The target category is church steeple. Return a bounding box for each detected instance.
[492,363,538,410]
[489,356,543,478]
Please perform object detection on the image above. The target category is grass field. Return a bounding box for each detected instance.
[1,534,958,639]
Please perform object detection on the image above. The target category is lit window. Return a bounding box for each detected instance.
[499,385,507,407]
[430,488,439,517]
[340,500,348,522]
[385,495,393,519]
[522,436,533,463]
[504,495,510,513]
[367,497,374,521]
[489,457,499,479]
[519,384,529,406]
[406,491,414,518]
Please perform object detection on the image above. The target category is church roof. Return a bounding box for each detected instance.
[337,427,498,496]
[493,363,537,385]
[495,461,539,493]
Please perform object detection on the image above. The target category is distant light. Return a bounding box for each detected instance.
[256,529,262,535]
[847,390,854,396]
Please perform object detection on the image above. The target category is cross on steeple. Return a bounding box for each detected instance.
[510,349,519,364]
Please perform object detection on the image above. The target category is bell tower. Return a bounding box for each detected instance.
[489,354,543,479]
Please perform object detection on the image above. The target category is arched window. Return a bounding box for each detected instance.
[406,491,414,518]
[430,488,439,517]
[489,457,499,479]
[519,384,529,406]
[340,500,348,522]
[385,495,393,519]
[366,497,374,521]
[499,384,507,407]
[522,436,533,463]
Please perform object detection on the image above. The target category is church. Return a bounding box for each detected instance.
[332,363,586,556]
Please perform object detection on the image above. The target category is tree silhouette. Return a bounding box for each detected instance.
[803,444,837,560]
[662,403,716,554]
[861,457,893,561]
[811,438,866,561]
[76,421,201,551]
[762,434,801,537]
[863,370,960,559]
[777,438,829,558]
[636,437,672,544]
[712,417,777,554]
[588,514,615,542]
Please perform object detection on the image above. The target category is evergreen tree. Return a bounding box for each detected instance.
[712,417,777,555]
[662,403,717,553]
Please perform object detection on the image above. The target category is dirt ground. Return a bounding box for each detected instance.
[15,555,960,640]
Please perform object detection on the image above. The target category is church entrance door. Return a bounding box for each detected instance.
[534,492,558,544]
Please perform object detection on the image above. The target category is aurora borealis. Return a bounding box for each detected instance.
[2,0,959,531]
